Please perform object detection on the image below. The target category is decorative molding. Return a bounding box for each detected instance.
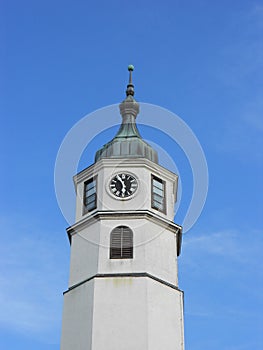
[63,272,184,295]
[66,209,182,255]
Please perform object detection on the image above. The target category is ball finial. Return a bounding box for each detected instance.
[128,64,134,71]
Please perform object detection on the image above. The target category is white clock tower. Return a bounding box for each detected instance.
[60,66,184,350]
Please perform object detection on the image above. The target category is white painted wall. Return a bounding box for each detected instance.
[147,278,184,350]
[61,277,184,350]
[60,280,94,350]
[68,217,179,288]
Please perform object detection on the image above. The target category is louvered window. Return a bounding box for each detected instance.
[83,177,97,213]
[110,226,133,259]
[151,175,166,214]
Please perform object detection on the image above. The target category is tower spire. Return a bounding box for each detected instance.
[94,65,158,164]
[126,64,135,96]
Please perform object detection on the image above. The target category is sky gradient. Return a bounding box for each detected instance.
[1,1,263,349]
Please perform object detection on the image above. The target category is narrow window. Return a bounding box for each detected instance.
[110,226,133,259]
[151,175,166,214]
[83,177,97,213]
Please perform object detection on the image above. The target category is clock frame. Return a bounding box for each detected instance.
[109,173,138,199]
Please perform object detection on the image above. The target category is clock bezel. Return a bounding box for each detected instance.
[107,172,139,200]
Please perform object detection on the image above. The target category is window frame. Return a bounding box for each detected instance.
[110,226,133,259]
[83,176,97,214]
[151,174,166,214]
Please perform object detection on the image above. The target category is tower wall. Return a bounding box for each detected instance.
[61,280,94,350]
[61,277,184,350]
[74,158,178,222]
[67,217,179,288]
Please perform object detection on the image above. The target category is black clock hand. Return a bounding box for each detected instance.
[116,175,126,191]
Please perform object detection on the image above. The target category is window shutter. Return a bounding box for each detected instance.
[110,226,133,259]
[122,227,133,258]
[110,230,122,259]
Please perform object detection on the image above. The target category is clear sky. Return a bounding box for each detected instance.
[1,1,262,349]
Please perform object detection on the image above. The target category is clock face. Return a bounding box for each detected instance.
[110,173,138,198]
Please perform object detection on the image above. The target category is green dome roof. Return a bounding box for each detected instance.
[95,67,158,164]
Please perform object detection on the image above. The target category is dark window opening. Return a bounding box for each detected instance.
[151,175,166,214]
[83,177,97,213]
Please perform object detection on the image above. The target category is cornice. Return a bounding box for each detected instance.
[66,209,183,255]
[63,272,184,295]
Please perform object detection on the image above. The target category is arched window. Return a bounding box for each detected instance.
[110,226,133,259]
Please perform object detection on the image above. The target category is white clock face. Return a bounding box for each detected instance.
[110,173,138,198]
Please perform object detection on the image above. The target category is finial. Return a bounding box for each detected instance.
[126,64,135,96]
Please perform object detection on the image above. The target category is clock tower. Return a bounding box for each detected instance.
[60,66,184,350]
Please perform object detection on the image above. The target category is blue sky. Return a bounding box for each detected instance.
[1,1,263,349]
